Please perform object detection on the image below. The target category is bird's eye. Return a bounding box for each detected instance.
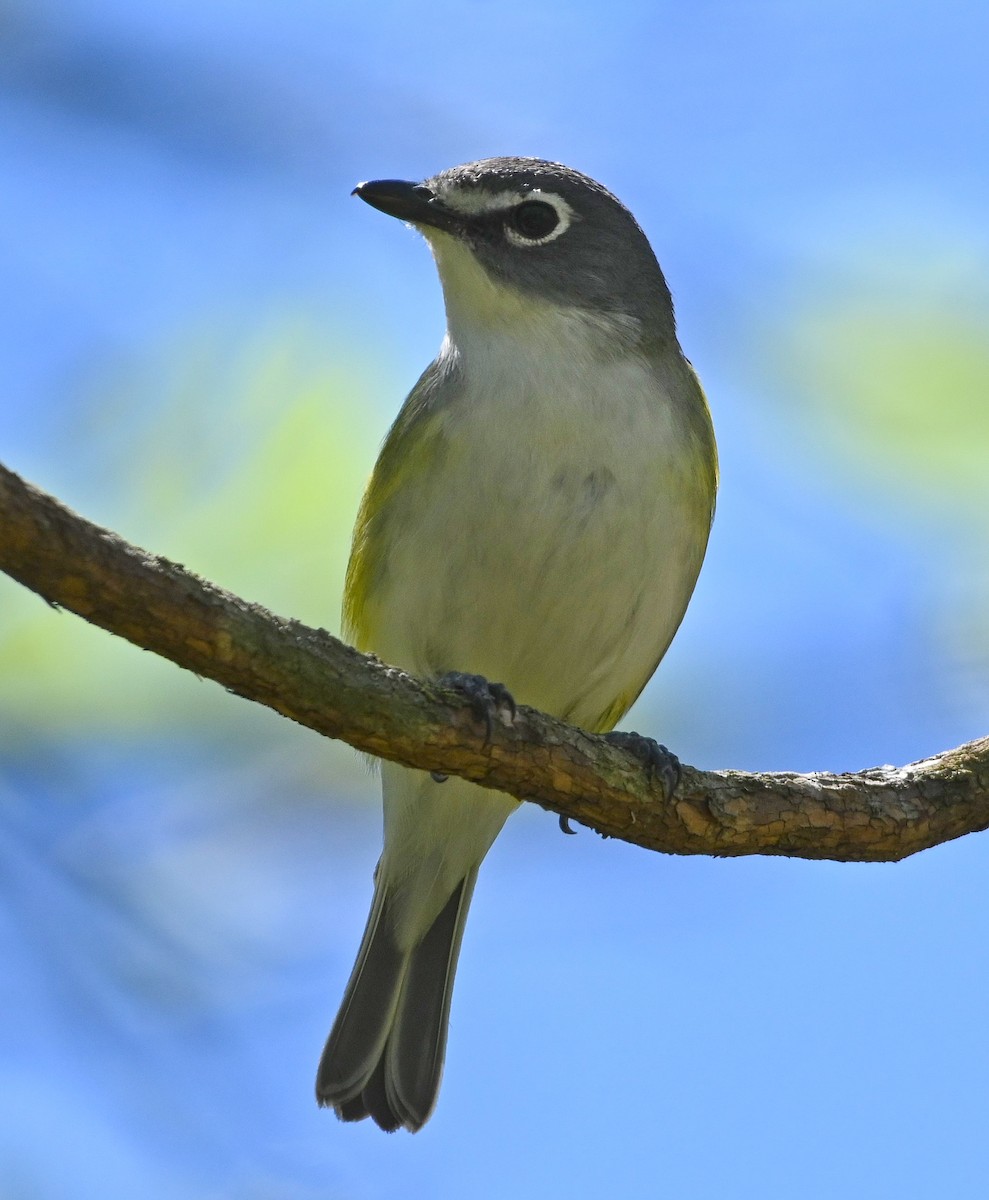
[507,200,560,241]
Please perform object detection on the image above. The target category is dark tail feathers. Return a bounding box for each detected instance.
[315,870,477,1132]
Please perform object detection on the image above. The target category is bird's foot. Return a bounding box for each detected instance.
[437,671,517,746]
[603,731,681,800]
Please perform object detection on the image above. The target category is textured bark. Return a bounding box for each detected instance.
[2,460,987,863]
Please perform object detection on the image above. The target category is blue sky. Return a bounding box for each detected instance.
[2,2,988,1196]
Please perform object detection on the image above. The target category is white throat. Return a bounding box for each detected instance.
[420,227,641,372]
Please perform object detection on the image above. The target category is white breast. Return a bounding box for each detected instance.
[371,303,711,733]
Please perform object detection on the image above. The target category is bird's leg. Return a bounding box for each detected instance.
[603,731,681,800]
[438,674,574,833]
[436,671,517,748]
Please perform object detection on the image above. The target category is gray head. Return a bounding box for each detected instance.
[353,157,676,349]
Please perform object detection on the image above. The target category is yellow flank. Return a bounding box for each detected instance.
[342,407,443,652]
[591,692,634,734]
[688,361,720,502]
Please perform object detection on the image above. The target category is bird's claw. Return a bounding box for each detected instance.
[437,671,517,745]
[603,731,681,800]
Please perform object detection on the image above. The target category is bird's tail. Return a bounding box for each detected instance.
[315,866,478,1132]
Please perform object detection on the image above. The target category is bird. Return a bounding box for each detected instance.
[315,157,717,1132]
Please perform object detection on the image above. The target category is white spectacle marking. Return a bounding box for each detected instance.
[430,180,577,247]
[503,191,574,248]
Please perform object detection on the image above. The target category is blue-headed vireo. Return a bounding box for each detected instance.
[316,158,717,1132]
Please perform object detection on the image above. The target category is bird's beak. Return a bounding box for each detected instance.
[352,179,462,234]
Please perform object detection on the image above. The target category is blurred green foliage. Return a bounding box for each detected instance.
[0,317,384,733]
[779,305,989,511]
[764,250,989,706]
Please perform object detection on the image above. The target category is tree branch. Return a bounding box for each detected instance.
[2,460,987,863]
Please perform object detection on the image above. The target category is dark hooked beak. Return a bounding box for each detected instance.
[352,179,461,234]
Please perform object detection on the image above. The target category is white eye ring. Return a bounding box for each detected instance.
[503,191,575,247]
